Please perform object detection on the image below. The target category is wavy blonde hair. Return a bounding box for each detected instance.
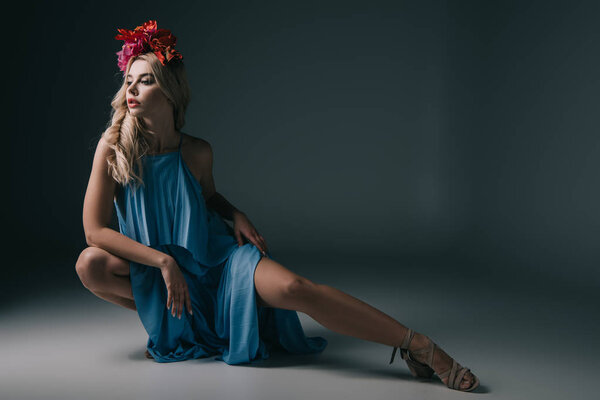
[101,52,191,188]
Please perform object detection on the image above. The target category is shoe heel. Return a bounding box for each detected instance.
[406,358,434,378]
[389,329,435,379]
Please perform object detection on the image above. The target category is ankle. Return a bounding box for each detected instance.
[409,331,430,351]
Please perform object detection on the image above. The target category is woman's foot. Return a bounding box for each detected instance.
[144,349,153,359]
[408,332,477,391]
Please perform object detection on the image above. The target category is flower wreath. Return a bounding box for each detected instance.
[115,20,183,73]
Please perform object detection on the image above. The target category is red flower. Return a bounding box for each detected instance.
[114,20,182,73]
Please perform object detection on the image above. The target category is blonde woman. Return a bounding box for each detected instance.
[76,20,479,392]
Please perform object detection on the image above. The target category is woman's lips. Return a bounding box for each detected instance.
[128,101,140,107]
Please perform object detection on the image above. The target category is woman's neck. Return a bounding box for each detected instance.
[148,130,180,153]
[143,116,178,153]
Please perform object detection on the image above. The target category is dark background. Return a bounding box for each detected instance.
[5,0,599,302]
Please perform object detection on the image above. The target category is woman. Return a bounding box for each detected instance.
[76,20,479,392]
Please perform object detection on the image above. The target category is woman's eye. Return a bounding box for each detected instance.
[125,80,151,85]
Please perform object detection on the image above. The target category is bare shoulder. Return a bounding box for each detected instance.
[181,133,213,166]
[95,136,113,157]
[93,136,117,169]
[180,134,214,192]
[183,134,212,154]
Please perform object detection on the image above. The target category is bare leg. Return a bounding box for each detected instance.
[253,256,476,389]
[75,247,137,311]
[253,257,411,346]
[77,247,158,359]
[93,288,137,311]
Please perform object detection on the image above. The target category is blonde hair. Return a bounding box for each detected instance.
[101,52,191,188]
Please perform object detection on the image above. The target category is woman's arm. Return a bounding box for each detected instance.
[186,139,243,221]
[206,192,243,221]
[188,138,267,254]
[82,137,174,270]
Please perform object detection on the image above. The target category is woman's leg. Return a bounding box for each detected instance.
[75,247,137,311]
[253,256,409,347]
[253,256,476,389]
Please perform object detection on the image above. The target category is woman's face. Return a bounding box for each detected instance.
[125,59,171,118]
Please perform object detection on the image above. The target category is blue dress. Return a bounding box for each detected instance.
[113,133,327,364]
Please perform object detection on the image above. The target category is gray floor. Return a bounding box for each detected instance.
[1,255,597,400]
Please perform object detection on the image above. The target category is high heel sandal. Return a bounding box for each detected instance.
[389,328,480,392]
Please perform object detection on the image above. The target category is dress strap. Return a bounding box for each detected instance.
[177,131,183,151]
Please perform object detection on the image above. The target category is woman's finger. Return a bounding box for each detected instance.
[178,288,184,319]
[258,235,267,252]
[235,229,244,247]
[259,235,268,249]
[254,233,262,247]
[255,234,267,254]
[177,288,183,318]
[173,289,180,317]
[254,232,265,246]
[171,291,175,316]
[166,290,172,310]
[251,236,264,254]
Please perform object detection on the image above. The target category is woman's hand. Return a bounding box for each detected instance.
[232,210,269,256]
[161,258,193,319]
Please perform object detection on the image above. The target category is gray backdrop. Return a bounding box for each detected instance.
[5,0,599,300]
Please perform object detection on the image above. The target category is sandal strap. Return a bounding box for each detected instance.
[409,340,436,367]
[390,334,477,391]
[400,348,409,361]
[401,328,414,349]
[389,328,415,364]
[448,360,459,388]
[389,347,398,364]
[438,359,456,379]
[428,341,436,366]
[452,366,470,390]
[438,360,471,390]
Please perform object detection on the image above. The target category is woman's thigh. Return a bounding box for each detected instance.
[101,248,131,276]
[253,256,317,310]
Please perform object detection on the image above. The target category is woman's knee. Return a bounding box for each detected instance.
[75,247,106,290]
[75,247,129,291]
[254,257,317,308]
[282,277,318,300]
